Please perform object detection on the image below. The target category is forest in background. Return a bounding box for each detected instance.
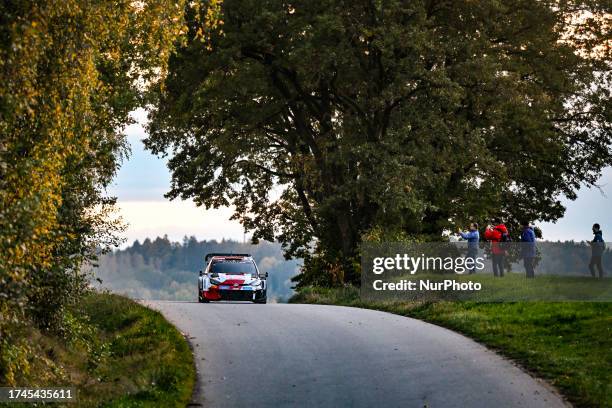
[91,237,300,302]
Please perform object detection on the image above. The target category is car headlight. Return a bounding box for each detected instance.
[209,278,222,285]
[249,279,261,287]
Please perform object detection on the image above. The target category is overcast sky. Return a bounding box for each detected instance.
[108,109,611,246]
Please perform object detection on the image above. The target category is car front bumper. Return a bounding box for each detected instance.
[202,287,266,301]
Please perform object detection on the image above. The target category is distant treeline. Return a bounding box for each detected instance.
[532,241,611,276]
[91,237,301,301]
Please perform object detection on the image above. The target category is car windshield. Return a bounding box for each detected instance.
[210,260,256,275]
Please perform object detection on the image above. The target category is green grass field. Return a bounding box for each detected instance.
[362,273,612,302]
[291,286,612,408]
[2,292,195,407]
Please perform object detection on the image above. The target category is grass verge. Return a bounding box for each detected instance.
[3,292,195,407]
[291,286,611,408]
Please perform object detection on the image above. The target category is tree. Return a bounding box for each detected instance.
[0,0,186,384]
[146,0,612,285]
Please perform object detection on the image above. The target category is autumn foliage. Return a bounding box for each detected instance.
[0,0,186,385]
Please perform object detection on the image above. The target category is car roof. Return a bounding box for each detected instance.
[210,255,252,262]
[204,252,252,262]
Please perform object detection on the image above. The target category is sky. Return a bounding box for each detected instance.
[108,109,611,247]
[108,110,247,247]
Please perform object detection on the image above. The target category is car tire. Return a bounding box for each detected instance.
[253,289,267,304]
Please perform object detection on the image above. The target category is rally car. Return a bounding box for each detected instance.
[198,253,267,303]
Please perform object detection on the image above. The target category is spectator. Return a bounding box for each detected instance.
[458,223,480,274]
[589,223,605,278]
[484,219,508,277]
[520,221,537,278]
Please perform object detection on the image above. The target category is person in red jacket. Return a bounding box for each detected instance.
[484,219,508,277]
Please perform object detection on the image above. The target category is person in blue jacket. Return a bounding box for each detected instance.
[459,222,480,274]
[520,221,537,278]
[589,223,605,278]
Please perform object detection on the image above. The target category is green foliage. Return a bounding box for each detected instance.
[0,0,186,385]
[0,334,31,387]
[79,293,195,407]
[291,251,345,289]
[146,0,612,286]
[0,292,195,407]
[91,236,300,301]
[291,287,612,407]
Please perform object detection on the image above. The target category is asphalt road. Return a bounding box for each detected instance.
[145,301,567,408]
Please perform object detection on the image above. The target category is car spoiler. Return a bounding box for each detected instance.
[204,253,252,262]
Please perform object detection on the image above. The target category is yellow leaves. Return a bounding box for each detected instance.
[0,340,31,387]
[191,0,224,49]
[206,0,224,30]
[1,1,188,356]
[0,1,172,384]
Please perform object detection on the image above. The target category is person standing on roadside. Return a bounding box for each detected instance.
[520,221,537,278]
[484,219,508,277]
[589,223,605,278]
[459,223,480,274]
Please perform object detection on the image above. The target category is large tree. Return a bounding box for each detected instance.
[146,0,611,285]
[0,0,186,384]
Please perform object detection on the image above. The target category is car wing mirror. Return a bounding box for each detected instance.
[259,272,268,279]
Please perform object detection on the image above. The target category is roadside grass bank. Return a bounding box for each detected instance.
[2,292,195,407]
[290,286,612,408]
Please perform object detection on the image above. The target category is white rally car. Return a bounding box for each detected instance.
[198,253,267,303]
